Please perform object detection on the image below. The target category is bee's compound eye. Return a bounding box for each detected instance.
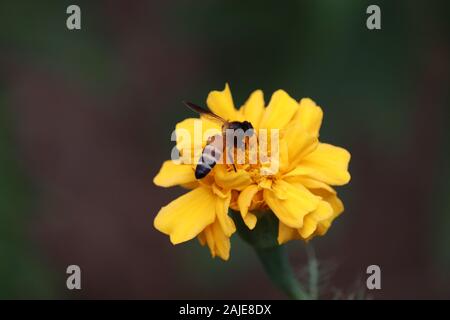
[243,121,253,132]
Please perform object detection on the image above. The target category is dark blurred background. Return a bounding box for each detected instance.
[0,0,449,299]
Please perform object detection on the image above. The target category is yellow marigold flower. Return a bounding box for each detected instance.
[153,84,351,260]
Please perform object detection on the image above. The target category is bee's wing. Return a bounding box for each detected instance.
[183,101,228,125]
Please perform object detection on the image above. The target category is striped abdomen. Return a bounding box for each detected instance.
[195,135,223,179]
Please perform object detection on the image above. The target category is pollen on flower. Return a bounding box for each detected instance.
[153,84,351,260]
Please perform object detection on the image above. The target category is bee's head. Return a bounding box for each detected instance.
[228,121,254,133]
[241,121,254,132]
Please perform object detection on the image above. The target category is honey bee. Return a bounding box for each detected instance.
[183,101,254,179]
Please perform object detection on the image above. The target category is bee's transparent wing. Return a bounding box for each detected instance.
[183,101,227,125]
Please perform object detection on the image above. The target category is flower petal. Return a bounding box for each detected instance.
[202,219,231,260]
[214,165,252,191]
[311,188,344,236]
[285,174,344,237]
[293,143,351,186]
[322,192,344,216]
[238,184,259,217]
[206,83,238,121]
[239,90,265,129]
[215,191,235,237]
[278,199,334,243]
[283,125,318,170]
[197,232,206,246]
[259,90,299,129]
[282,175,335,194]
[154,187,216,244]
[238,184,260,229]
[180,181,200,190]
[153,160,196,187]
[278,221,300,244]
[298,200,333,239]
[242,212,258,230]
[290,98,323,137]
[264,180,319,228]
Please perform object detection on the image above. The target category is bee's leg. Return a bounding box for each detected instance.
[226,147,237,172]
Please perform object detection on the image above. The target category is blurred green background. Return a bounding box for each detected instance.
[0,0,449,299]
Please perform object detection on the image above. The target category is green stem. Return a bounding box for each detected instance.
[231,210,310,300]
[255,245,309,300]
